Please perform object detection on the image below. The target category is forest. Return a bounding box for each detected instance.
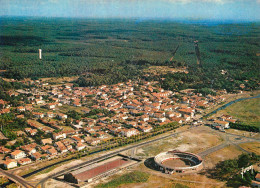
[0,17,259,91]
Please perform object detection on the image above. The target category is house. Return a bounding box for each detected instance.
[24,128,32,133]
[73,102,82,107]
[22,146,36,155]
[41,138,53,145]
[3,159,17,169]
[138,125,153,133]
[0,147,11,154]
[31,152,42,161]
[17,106,26,112]
[252,173,260,187]
[213,120,230,129]
[140,114,149,122]
[16,114,25,119]
[71,135,84,143]
[75,142,86,151]
[29,129,38,136]
[86,138,101,146]
[32,112,45,118]
[16,130,26,136]
[0,108,10,114]
[35,99,45,105]
[183,114,191,122]
[121,128,139,137]
[18,158,32,165]
[82,108,91,114]
[255,173,260,181]
[47,147,58,156]
[158,116,166,122]
[178,108,194,118]
[53,132,66,140]
[46,112,55,118]
[57,113,68,120]
[169,117,183,124]
[10,150,26,159]
[166,111,175,118]
[0,99,7,108]
[226,119,236,123]
[128,121,137,127]
[46,103,56,110]
[54,141,68,153]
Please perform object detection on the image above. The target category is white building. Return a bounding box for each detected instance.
[121,128,139,137]
[3,160,17,169]
[11,150,26,159]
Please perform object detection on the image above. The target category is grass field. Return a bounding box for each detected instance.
[58,105,86,114]
[239,142,260,155]
[203,145,244,169]
[215,97,260,127]
[95,171,150,188]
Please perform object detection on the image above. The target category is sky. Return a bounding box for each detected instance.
[0,0,259,21]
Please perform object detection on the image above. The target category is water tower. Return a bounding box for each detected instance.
[39,49,42,59]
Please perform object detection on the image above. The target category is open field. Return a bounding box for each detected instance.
[203,145,244,169]
[212,97,260,127]
[143,66,188,75]
[58,105,86,114]
[40,76,79,84]
[239,142,260,155]
[135,126,223,158]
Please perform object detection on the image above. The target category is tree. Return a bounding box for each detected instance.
[67,110,81,120]
[238,154,250,168]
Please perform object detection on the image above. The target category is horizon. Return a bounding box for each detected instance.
[1,15,260,24]
[1,0,259,21]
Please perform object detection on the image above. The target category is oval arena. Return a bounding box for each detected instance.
[154,150,203,174]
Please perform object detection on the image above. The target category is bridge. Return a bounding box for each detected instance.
[0,168,34,188]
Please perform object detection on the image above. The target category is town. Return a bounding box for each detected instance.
[0,78,238,170]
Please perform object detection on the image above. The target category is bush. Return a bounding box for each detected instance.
[95,171,150,188]
[230,122,259,133]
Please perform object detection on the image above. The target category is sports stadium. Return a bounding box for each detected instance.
[154,150,203,174]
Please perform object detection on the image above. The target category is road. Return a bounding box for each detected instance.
[0,168,34,188]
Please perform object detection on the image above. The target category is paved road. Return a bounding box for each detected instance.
[225,132,260,141]
[0,168,34,188]
[198,142,229,157]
